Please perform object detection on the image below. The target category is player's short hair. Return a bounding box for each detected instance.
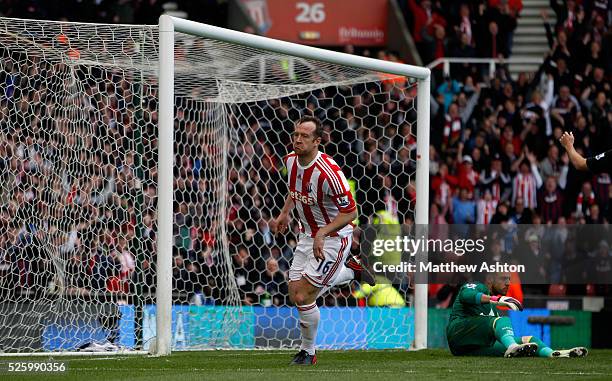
[295,115,322,139]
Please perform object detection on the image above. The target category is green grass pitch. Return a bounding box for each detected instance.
[4,349,612,381]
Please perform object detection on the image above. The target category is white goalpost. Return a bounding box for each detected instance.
[0,15,429,356]
[156,16,430,356]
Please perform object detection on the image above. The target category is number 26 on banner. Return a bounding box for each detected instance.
[296,2,326,23]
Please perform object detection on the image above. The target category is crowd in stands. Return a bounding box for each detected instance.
[408,0,612,296]
[0,53,162,301]
[402,0,522,64]
[0,1,609,308]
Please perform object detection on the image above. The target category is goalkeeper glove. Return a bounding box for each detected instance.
[490,295,523,311]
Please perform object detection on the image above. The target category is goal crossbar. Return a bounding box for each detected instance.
[160,16,431,80]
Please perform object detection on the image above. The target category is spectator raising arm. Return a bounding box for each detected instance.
[460,85,481,124]
[527,151,544,189]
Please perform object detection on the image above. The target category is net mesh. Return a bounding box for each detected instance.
[0,17,418,352]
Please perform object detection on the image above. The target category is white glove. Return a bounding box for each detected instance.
[490,295,523,311]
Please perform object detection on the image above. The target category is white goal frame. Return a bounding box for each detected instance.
[157,15,431,356]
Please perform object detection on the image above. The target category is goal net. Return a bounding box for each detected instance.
[0,16,429,354]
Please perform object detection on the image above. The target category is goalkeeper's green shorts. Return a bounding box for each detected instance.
[446,316,499,355]
[447,317,528,356]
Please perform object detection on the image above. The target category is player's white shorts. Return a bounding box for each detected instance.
[289,233,352,295]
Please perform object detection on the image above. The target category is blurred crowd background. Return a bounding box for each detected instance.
[0,0,610,309]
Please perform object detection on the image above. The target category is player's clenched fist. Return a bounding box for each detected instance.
[312,232,326,262]
[559,131,574,150]
[271,213,290,234]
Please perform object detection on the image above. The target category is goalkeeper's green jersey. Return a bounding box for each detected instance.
[449,282,499,322]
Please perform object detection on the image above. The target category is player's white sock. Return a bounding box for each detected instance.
[331,265,355,286]
[297,302,319,356]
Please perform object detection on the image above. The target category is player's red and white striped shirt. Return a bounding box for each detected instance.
[284,151,356,238]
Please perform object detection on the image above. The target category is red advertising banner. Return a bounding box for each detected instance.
[241,0,387,46]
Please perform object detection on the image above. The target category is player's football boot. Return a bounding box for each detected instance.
[290,350,317,365]
[504,343,538,358]
[552,347,588,358]
[345,255,376,286]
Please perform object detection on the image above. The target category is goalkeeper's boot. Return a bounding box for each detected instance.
[552,347,588,358]
[345,255,376,286]
[290,350,317,365]
[504,343,538,358]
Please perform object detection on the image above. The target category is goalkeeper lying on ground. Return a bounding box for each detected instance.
[446,272,588,358]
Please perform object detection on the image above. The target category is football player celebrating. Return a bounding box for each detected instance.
[272,116,372,365]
